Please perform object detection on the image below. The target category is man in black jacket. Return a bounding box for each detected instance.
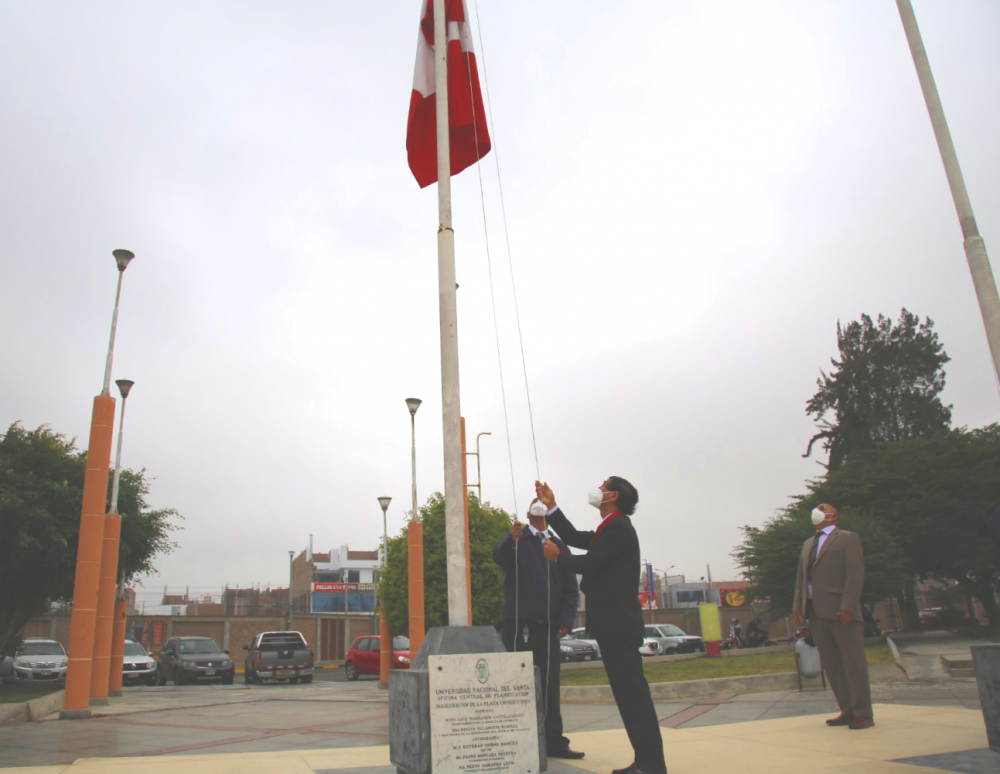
[493,501,583,760]
[539,476,666,774]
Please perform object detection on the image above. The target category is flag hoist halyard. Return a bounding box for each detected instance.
[406,0,491,188]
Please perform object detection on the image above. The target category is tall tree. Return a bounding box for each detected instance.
[804,309,952,472]
[0,423,180,657]
[379,492,512,634]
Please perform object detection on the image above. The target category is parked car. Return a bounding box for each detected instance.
[646,624,705,654]
[344,635,411,681]
[639,626,665,657]
[0,638,68,683]
[122,638,158,686]
[243,631,314,685]
[155,636,234,686]
[558,635,599,663]
[568,628,602,660]
[918,609,941,629]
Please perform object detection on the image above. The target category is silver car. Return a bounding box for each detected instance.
[1,638,68,683]
[646,624,705,655]
[122,639,158,686]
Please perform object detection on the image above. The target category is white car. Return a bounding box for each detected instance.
[646,624,705,655]
[122,639,158,686]
[639,628,663,657]
[3,638,68,683]
[568,628,602,660]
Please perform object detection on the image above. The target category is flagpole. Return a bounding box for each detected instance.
[433,0,471,626]
[896,0,1000,394]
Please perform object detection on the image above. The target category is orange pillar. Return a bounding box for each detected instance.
[379,608,392,688]
[460,418,472,624]
[61,395,115,719]
[90,512,121,705]
[108,597,127,697]
[407,520,425,656]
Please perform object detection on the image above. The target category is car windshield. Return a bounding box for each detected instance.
[393,637,410,650]
[644,627,661,638]
[177,640,222,654]
[19,642,66,656]
[658,625,686,637]
[124,642,148,657]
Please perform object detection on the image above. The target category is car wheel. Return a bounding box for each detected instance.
[222,675,234,685]
[146,677,157,687]
[345,661,358,681]
[301,674,313,684]
[666,648,677,655]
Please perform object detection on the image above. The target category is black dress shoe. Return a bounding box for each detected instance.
[611,764,637,774]
[631,768,667,774]
[548,746,585,759]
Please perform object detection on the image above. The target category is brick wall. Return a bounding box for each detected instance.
[227,618,284,662]
[172,620,225,641]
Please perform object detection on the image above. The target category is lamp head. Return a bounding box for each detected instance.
[377,496,392,514]
[115,379,135,399]
[112,249,135,272]
[405,398,422,416]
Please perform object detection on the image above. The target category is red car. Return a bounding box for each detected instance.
[344,635,411,681]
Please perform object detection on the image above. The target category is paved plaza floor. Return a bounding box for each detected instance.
[0,679,994,773]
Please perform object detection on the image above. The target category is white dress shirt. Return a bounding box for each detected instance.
[528,524,552,543]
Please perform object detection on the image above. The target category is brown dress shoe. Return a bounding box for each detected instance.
[825,713,853,726]
[848,717,875,730]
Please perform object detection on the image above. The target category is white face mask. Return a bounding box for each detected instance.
[588,489,608,509]
[529,501,548,518]
[811,508,828,527]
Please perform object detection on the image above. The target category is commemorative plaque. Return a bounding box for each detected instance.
[428,652,539,774]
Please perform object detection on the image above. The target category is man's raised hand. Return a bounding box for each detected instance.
[535,480,556,509]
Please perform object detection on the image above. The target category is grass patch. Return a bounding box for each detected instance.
[0,683,63,704]
[561,644,895,687]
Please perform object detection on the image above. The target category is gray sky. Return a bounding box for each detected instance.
[2,1,998,605]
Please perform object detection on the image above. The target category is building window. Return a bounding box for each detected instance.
[347,570,360,583]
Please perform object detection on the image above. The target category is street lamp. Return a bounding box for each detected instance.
[405,399,421,520]
[288,551,295,630]
[102,250,135,397]
[377,496,392,689]
[109,379,134,514]
[404,399,426,656]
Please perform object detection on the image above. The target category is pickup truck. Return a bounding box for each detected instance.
[243,631,314,684]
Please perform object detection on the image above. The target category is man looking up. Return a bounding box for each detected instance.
[493,499,584,760]
[793,503,873,730]
[538,477,666,774]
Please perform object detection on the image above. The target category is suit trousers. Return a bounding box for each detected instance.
[502,618,566,749]
[808,606,873,720]
[596,636,665,771]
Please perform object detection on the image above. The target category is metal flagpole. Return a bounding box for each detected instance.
[896,0,1000,394]
[433,0,470,626]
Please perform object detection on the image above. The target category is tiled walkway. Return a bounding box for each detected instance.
[0,680,992,773]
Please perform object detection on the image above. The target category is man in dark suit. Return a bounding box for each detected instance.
[793,503,873,730]
[538,477,666,774]
[493,502,583,760]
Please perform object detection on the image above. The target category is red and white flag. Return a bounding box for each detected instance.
[406,0,491,188]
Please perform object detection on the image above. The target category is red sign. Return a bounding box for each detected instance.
[719,588,748,608]
[312,583,375,592]
[638,591,658,610]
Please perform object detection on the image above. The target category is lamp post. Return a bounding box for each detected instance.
[405,398,426,656]
[62,249,135,720]
[288,551,295,630]
[91,379,134,705]
[377,496,392,689]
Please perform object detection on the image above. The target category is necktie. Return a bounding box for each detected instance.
[806,531,823,582]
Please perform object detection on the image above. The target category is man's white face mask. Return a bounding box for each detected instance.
[811,508,828,527]
[529,501,548,519]
[588,489,609,509]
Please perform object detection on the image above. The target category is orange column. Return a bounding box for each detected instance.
[460,418,472,624]
[90,512,121,704]
[407,520,425,656]
[379,609,392,688]
[108,597,127,697]
[61,395,115,719]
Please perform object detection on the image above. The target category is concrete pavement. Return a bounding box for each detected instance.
[0,678,993,772]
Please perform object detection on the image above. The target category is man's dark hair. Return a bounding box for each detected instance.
[608,476,639,516]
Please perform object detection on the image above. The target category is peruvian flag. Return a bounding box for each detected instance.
[406,0,491,188]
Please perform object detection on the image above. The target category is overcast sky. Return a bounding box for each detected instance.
[2,1,998,605]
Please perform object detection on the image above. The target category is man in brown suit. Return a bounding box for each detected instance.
[793,503,874,730]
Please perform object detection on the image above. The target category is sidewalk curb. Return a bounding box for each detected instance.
[561,664,905,704]
[0,689,64,725]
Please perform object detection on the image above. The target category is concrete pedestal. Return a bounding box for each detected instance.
[389,626,547,774]
[972,643,1000,753]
